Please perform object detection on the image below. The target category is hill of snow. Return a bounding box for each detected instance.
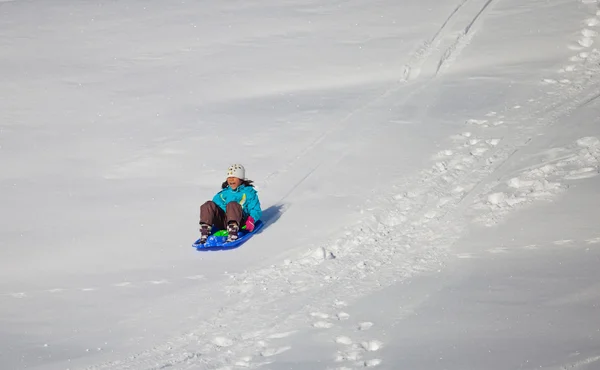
[1,0,600,369]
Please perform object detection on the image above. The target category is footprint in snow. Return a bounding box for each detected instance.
[568,43,586,51]
[364,358,383,367]
[424,211,437,220]
[149,280,169,285]
[578,37,594,48]
[470,147,488,157]
[358,322,374,331]
[260,346,291,357]
[487,247,509,254]
[186,275,205,280]
[452,186,466,194]
[267,331,296,339]
[437,197,453,208]
[565,167,599,180]
[582,28,598,37]
[334,300,348,307]
[212,336,234,347]
[434,161,448,172]
[313,321,334,329]
[311,312,330,319]
[47,288,66,294]
[553,239,574,246]
[234,357,252,367]
[487,192,508,205]
[361,340,383,352]
[466,119,488,126]
[335,349,363,362]
[337,312,350,321]
[434,149,454,159]
[335,336,353,345]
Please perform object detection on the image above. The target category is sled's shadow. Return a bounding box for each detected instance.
[255,203,287,234]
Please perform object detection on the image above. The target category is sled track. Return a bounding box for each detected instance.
[579,90,600,108]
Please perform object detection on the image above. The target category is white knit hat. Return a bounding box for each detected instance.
[227,164,246,179]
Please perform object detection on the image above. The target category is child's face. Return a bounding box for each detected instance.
[227,177,242,189]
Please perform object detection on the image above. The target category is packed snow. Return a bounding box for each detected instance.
[2,0,600,369]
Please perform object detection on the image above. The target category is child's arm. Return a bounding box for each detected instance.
[245,189,262,221]
[212,190,227,211]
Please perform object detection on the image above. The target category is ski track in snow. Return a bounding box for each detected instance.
[7,2,599,370]
[259,0,495,203]
[403,0,497,81]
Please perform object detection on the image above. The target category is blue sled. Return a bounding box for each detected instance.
[192,220,264,251]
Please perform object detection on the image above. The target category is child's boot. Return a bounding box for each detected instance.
[226,221,239,243]
[199,223,211,244]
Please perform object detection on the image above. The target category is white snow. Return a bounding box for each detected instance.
[2,0,600,369]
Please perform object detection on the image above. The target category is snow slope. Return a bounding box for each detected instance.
[1,0,600,369]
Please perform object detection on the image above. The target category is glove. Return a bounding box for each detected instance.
[245,216,255,232]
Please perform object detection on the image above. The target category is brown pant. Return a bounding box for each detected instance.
[200,201,243,229]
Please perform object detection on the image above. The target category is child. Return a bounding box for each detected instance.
[199,164,262,244]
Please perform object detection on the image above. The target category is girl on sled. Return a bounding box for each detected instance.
[199,164,262,244]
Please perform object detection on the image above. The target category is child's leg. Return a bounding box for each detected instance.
[225,202,243,226]
[225,202,243,242]
[200,201,227,229]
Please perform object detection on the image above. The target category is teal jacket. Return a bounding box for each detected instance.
[212,184,262,221]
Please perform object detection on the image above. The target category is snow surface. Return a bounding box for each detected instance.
[2,0,600,369]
